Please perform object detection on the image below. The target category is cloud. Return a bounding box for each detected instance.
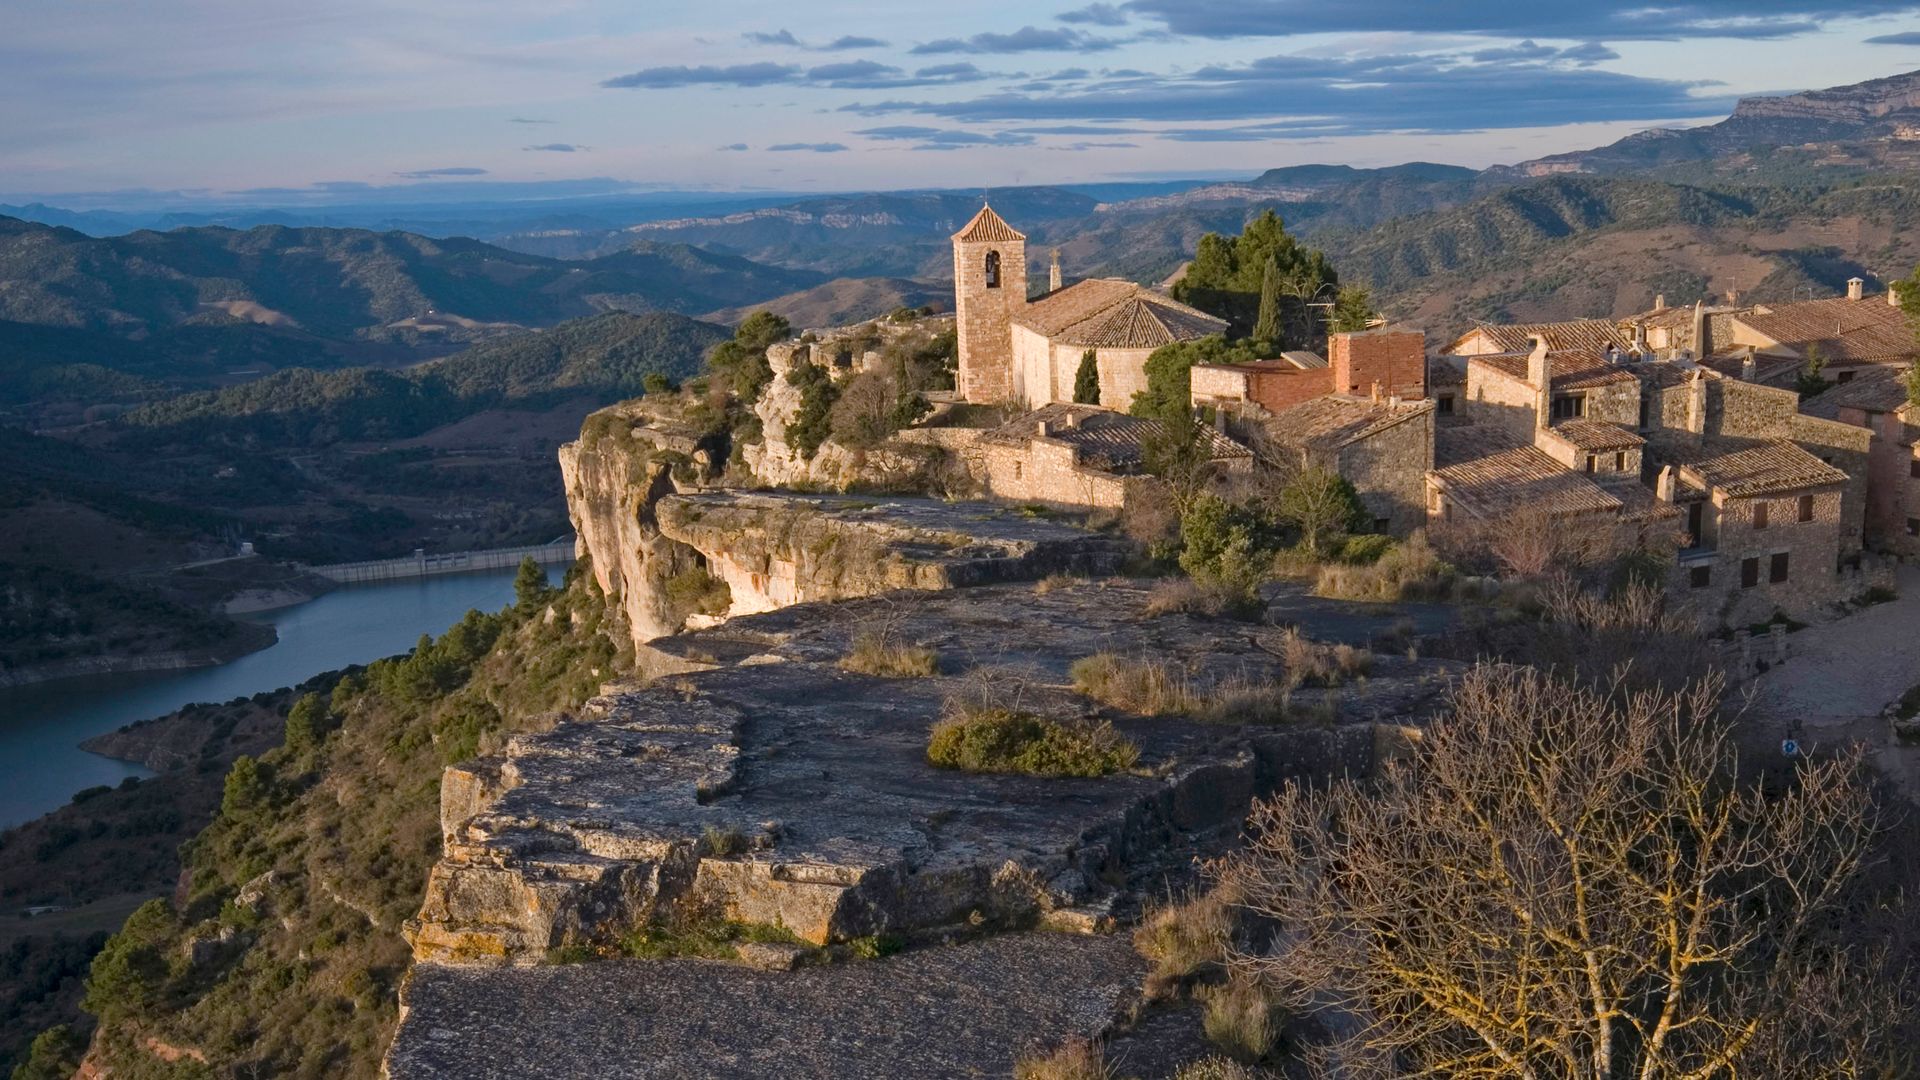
[842,49,1734,136]
[1058,3,1129,26]
[766,142,849,152]
[808,60,900,81]
[822,35,889,50]
[601,62,799,89]
[1123,0,1919,41]
[911,26,1121,55]
[508,116,555,124]
[853,125,1036,150]
[743,29,800,46]
[524,143,585,152]
[394,167,486,178]
[1469,39,1559,62]
[1559,42,1622,64]
[718,143,750,151]
[1866,30,1920,43]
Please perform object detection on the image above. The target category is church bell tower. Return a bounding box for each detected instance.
[951,202,1027,404]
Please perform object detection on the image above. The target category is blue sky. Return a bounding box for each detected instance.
[5,0,1920,203]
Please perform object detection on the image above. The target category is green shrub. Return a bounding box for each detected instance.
[1336,533,1394,565]
[12,1025,86,1080]
[663,567,731,622]
[1315,531,1458,602]
[926,709,1138,778]
[1199,978,1283,1064]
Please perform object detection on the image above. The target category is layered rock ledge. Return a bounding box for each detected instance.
[405,579,1456,965]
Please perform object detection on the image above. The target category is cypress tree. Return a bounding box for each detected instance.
[1073,349,1101,405]
[1253,255,1282,347]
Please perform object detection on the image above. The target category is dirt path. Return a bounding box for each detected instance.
[1746,564,1920,800]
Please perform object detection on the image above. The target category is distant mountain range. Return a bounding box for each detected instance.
[6,68,1920,374]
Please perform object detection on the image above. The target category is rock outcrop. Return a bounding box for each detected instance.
[563,399,1130,650]
[405,579,1458,965]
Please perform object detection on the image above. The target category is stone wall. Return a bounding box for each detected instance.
[1672,483,1847,626]
[969,437,1134,510]
[1333,406,1435,535]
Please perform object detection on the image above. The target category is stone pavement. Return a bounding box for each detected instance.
[1745,563,1920,801]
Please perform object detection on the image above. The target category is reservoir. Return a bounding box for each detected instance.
[0,565,539,829]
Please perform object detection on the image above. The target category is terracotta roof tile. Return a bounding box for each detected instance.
[1673,439,1848,498]
[1262,394,1433,452]
[1447,320,1634,356]
[1431,445,1623,519]
[1470,350,1640,390]
[977,404,1249,470]
[1735,296,1917,364]
[1551,419,1644,451]
[952,204,1025,243]
[1014,279,1227,348]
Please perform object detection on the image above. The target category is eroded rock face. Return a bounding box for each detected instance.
[561,402,1133,650]
[406,579,1460,965]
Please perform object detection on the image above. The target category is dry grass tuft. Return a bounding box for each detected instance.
[1014,1037,1114,1080]
[838,632,939,678]
[1314,531,1459,602]
[1144,577,1259,619]
[1071,652,1193,715]
[1033,573,1085,596]
[1174,1058,1259,1080]
[1277,628,1372,690]
[927,705,1139,778]
[1199,978,1283,1064]
[1135,887,1239,996]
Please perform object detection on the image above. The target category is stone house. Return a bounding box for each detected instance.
[1723,283,1917,383]
[1803,369,1920,557]
[1251,394,1436,535]
[1430,333,1876,625]
[951,203,1226,410]
[1191,327,1428,413]
[968,403,1252,511]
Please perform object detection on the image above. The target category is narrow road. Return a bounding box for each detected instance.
[1746,564,1920,800]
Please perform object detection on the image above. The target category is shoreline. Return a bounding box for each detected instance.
[0,621,279,692]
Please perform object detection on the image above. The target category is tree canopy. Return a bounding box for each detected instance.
[1172,209,1338,344]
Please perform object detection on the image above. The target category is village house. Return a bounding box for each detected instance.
[1803,369,1920,557]
[1190,326,1427,414]
[968,403,1252,510]
[951,203,1227,409]
[1251,394,1436,535]
[1431,333,1880,626]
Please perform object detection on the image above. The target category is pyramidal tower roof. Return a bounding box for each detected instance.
[952,203,1025,243]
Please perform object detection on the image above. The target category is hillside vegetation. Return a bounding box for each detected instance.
[60,564,630,1079]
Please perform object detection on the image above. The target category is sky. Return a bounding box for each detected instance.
[5,0,1920,205]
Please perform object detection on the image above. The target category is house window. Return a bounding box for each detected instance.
[984,250,1001,289]
[1614,451,1626,471]
[1686,502,1703,549]
[1753,502,1769,530]
[1797,494,1814,522]
[1584,455,1596,473]
[1373,517,1390,533]
[1012,460,1022,480]
[1689,565,1711,589]
[1770,552,1790,583]
[1908,518,1920,537]
[1837,370,1856,383]
[1436,394,1455,416]
[1740,557,1760,588]
[1551,394,1586,420]
[1910,459,1920,479]
[1638,395,1652,429]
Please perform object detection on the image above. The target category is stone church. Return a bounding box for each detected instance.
[951,203,1227,409]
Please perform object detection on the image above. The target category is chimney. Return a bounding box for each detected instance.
[1656,465,1676,502]
[1726,287,1740,305]
[1371,380,1381,403]
[1654,293,1667,312]
[1687,370,1706,436]
[1892,283,1904,309]
[1847,277,1865,301]
[1060,409,1079,429]
[1690,300,1710,359]
[1037,420,1051,437]
[1527,334,1550,430]
[1741,352,1757,382]
[1049,249,1062,293]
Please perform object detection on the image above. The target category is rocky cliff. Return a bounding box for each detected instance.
[562,396,1123,652]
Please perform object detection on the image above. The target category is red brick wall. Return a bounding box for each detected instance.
[1246,368,1333,413]
[1328,330,1426,399]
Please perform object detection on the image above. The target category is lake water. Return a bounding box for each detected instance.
[0,566,541,829]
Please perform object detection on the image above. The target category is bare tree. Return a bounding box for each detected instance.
[1273,466,1364,555]
[1222,664,1906,1079]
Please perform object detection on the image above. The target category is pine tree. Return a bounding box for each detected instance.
[1253,255,1282,347]
[513,556,550,614]
[1073,349,1101,404]
[1330,285,1377,333]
